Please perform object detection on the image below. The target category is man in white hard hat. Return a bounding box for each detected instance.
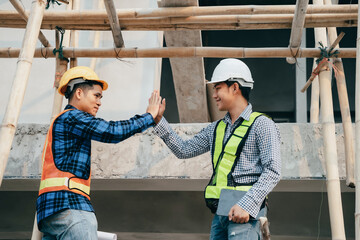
[36,66,163,239]
[153,58,281,239]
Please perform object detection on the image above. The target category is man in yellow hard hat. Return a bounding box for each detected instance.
[153,59,281,239]
[36,66,162,239]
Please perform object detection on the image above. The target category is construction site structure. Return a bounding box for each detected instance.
[0,0,359,239]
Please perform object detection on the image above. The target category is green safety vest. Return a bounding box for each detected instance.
[205,112,263,202]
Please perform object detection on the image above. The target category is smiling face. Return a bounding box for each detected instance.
[212,82,236,111]
[75,84,103,116]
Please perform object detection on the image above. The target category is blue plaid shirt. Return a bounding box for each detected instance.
[154,103,281,218]
[36,105,154,226]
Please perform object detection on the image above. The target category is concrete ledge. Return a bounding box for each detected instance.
[0,178,355,192]
[0,232,355,240]
[4,123,353,179]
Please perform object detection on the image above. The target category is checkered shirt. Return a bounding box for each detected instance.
[36,105,155,226]
[154,103,281,218]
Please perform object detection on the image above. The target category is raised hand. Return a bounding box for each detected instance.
[155,98,166,124]
[146,90,162,120]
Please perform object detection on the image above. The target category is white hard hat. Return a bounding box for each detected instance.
[208,58,254,89]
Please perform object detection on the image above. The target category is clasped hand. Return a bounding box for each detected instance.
[146,90,166,124]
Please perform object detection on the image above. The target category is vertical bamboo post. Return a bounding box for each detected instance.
[9,0,51,48]
[354,0,360,236]
[51,31,68,121]
[310,59,320,123]
[324,0,355,188]
[70,0,79,68]
[0,0,46,186]
[313,0,346,238]
[90,0,104,70]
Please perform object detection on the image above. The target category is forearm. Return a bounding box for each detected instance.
[237,165,281,218]
[88,113,155,143]
[154,117,210,159]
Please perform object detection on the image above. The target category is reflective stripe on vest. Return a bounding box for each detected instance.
[205,112,263,200]
[39,109,91,200]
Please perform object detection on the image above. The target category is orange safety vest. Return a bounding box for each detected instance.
[38,109,91,200]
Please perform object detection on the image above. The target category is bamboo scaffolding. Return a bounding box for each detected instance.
[1,20,356,31]
[0,4,358,20]
[0,13,357,30]
[310,59,320,123]
[90,0,104,70]
[104,0,124,48]
[325,0,355,188]
[51,31,69,121]
[0,46,356,59]
[70,0,79,68]
[355,0,360,238]
[9,0,51,48]
[0,0,46,186]
[301,33,345,93]
[313,0,346,238]
[286,0,308,64]
[2,13,357,25]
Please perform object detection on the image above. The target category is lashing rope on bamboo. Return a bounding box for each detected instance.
[53,26,69,62]
[45,0,69,9]
[300,32,345,92]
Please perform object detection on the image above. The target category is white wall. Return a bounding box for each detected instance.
[0,0,163,123]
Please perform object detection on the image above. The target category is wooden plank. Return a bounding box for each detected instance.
[104,0,124,48]
[160,0,208,123]
[287,0,308,64]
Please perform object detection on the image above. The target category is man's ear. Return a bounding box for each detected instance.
[75,88,83,100]
[233,82,241,93]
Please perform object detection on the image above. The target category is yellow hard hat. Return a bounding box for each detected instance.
[58,66,108,96]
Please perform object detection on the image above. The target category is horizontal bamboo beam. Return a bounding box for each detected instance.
[0,4,358,21]
[0,47,356,59]
[1,12,356,25]
[0,20,356,31]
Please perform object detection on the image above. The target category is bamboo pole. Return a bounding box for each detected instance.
[310,13,329,123]
[90,0,104,70]
[286,0,308,64]
[0,46,356,59]
[30,214,42,240]
[70,0,79,68]
[0,12,357,26]
[354,0,360,237]
[9,0,51,48]
[0,20,356,31]
[1,4,358,20]
[313,0,346,238]
[325,0,355,188]
[51,31,68,121]
[301,33,345,93]
[104,0,124,48]
[0,0,46,185]
[310,59,320,123]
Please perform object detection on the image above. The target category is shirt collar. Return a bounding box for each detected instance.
[65,104,76,110]
[223,103,253,125]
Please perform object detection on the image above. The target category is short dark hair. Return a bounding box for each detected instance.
[224,81,251,101]
[66,80,103,100]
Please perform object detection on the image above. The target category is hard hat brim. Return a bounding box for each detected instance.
[58,79,108,95]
